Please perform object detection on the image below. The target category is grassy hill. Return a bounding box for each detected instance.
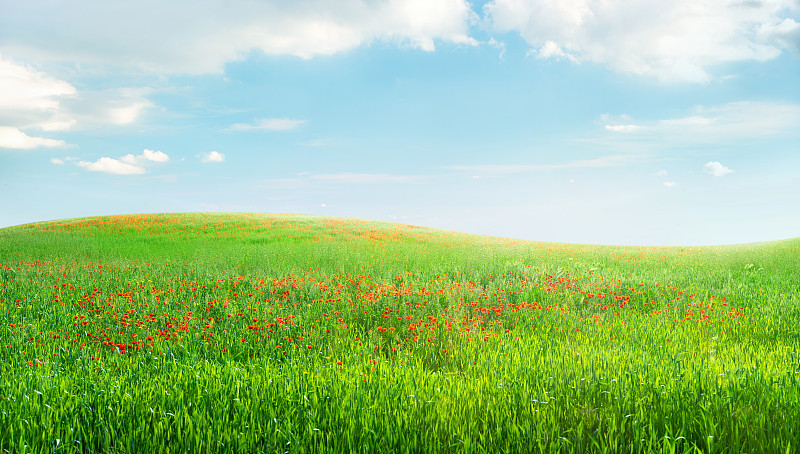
[1,213,799,453]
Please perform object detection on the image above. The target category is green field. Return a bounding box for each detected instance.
[1,213,798,453]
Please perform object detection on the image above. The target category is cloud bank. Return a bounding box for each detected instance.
[0,0,477,75]
[0,55,153,148]
[603,101,800,142]
[485,0,800,82]
[3,1,795,84]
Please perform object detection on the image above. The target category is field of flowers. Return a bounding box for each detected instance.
[1,213,798,453]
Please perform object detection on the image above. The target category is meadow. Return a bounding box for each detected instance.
[1,213,798,453]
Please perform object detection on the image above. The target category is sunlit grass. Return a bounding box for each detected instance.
[1,213,798,453]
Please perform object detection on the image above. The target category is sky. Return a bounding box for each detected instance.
[1,0,799,246]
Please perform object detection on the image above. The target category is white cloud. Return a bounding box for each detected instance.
[485,0,799,82]
[655,170,668,176]
[199,151,226,163]
[50,157,64,165]
[142,148,169,162]
[0,0,476,75]
[76,149,168,175]
[0,126,67,149]
[0,55,75,148]
[311,173,418,183]
[533,40,578,62]
[257,172,418,188]
[602,102,800,142]
[107,101,153,125]
[600,113,633,122]
[605,124,640,133]
[659,115,717,127]
[228,118,306,131]
[58,88,154,128]
[664,181,677,187]
[76,157,146,175]
[0,55,153,143]
[0,54,76,114]
[120,148,170,165]
[704,161,734,177]
[447,154,635,173]
[39,120,76,132]
[758,17,800,54]
[486,38,506,59]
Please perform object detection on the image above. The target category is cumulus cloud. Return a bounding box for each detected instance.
[77,157,146,175]
[0,126,67,149]
[533,40,578,62]
[758,17,800,54]
[50,158,64,165]
[0,55,75,148]
[120,148,169,165]
[228,118,306,131]
[199,151,226,163]
[664,181,677,187]
[485,0,800,82]
[56,88,154,129]
[0,54,76,114]
[75,149,169,175]
[0,0,477,74]
[143,148,169,162]
[0,55,152,146]
[704,161,734,177]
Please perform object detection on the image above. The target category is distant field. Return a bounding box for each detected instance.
[1,213,798,453]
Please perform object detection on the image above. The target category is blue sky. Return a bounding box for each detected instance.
[1,0,799,246]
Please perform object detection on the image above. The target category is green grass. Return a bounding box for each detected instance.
[1,212,798,453]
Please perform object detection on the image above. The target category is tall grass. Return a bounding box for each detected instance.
[1,213,798,453]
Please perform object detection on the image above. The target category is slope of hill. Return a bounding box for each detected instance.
[1,213,798,453]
